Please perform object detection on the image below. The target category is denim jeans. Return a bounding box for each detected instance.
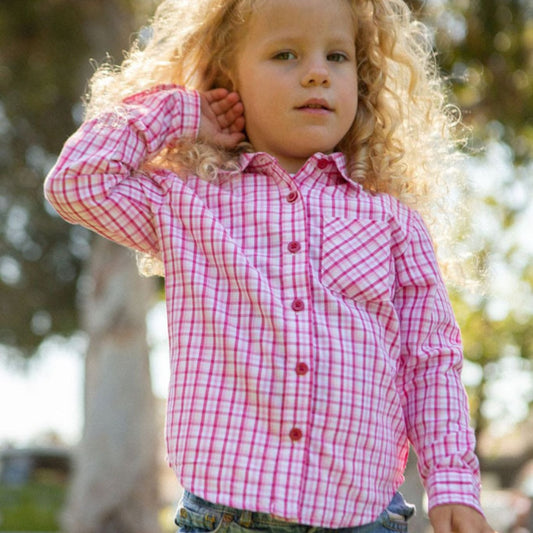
[175,490,415,533]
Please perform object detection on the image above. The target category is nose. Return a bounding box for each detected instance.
[301,58,330,87]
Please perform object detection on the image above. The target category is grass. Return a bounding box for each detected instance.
[0,482,66,531]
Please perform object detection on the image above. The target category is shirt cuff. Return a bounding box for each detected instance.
[169,88,201,141]
[426,468,484,516]
[122,83,201,147]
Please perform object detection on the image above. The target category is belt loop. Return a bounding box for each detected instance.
[239,510,253,528]
[223,513,235,523]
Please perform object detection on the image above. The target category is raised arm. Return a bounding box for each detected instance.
[44,85,201,254]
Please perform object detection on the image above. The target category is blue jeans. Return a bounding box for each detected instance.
[175,490,415,533]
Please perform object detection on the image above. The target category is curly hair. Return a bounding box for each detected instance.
[85,0,466,277]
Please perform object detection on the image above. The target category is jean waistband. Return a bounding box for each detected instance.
[181,491,301,527]
[179,490,414,531]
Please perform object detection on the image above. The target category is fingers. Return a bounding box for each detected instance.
[215,130,246,150]
[229,114,245,134]
[225,102,245,132]
[203,89,245,131]
[199,88,246,148]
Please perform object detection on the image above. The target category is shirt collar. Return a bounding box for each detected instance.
[238,152,361,191]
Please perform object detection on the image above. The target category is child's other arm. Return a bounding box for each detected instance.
[393,211,494,531]
[44,85,243,254]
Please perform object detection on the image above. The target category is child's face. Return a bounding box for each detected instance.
[233,0,358,173]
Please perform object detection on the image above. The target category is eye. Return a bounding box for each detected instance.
[327,52,350,63]
[273,51,297,60]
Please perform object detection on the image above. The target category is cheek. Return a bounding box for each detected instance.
[343,81,359,121]
[238,80,277,121]
[232,66,255,108]
[349,97,359,123]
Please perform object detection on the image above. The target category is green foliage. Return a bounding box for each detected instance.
[409,0,533,163]
[438,0,532,163]
[0,0,140,358]
[403,0,533,432]
[0,2,92,356]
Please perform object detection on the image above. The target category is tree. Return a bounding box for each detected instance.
[63,239,160,533]
[443,0,533,437]
[0,0,153,354]
[0,1,91,355]
[405,0,533,436]
[0,1,163,532]
[408,0,533,162]
[399,4,533,530]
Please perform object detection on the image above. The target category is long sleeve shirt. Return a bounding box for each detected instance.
[44,84,482,528]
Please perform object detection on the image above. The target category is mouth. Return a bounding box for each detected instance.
[297,99,333,111]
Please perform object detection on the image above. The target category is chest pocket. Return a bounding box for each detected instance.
[320,217,394,302]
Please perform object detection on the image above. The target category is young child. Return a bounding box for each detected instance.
[44,0,496,531]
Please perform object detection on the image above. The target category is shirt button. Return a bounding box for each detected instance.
[295,362,309,375]
[287,241,301,253]
[317,159,328,169]
[286,191,299,203]
[289,428,303,442]
[291,298,305,312]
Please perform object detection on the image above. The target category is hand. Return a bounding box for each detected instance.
[198,88,245,149]
[429,504,497,533]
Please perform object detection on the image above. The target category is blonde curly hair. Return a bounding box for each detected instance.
[85,0,466,276]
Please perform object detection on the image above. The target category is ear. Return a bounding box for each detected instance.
[203,57,237,91]
[215,69,238,92]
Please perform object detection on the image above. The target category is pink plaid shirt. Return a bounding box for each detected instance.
[45,85,481,527]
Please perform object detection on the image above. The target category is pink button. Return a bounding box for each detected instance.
[288,241,301,253]
[291,299,305,312]
[295,362,309,375]
[317,159,328,169]
[289,428,303,441]
[286,191,299,203]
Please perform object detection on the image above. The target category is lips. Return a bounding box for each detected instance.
[297,99,332,111]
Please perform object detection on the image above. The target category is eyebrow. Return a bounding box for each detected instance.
[261,34,356,49]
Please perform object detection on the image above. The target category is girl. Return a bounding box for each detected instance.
[45,0,495,532]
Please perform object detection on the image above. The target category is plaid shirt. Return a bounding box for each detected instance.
[45,85,481,527]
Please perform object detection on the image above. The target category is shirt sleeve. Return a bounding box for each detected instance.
[44,84,201,255]
[393,210,483,515]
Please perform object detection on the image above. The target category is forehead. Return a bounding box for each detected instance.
[244,0,356,43]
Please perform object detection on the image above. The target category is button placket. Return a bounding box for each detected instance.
[278,182,311,487]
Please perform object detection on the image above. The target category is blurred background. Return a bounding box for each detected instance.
[0,0,532,532]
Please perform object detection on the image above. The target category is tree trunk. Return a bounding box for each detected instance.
[63,238,161,533]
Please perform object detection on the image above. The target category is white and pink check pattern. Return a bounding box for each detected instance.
[45,85,481,527]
